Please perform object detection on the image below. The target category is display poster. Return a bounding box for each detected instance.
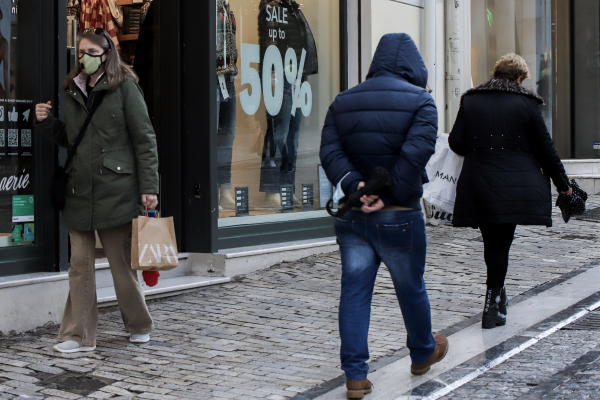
[23,222,34,241]
[0,0,10,100]
[11,223,21,243]
[12,194,33,222]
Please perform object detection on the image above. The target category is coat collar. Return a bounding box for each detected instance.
[461,78,544,105]
[68,72,108,107]
[73,72,108,97]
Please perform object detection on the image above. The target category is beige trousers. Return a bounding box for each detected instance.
[58,222,153,346]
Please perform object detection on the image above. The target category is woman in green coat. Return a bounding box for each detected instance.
[34,29,159,353]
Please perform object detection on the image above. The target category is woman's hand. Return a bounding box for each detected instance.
[561,188,573,196]
[142,194,158,209]
[35,101,52,122]
[358,182,385,213]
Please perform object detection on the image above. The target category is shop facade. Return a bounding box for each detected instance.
[4,0,599,333]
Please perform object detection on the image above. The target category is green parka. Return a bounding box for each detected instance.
[34,74,159,231]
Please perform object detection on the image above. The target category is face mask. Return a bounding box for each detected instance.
[79,52,106,75]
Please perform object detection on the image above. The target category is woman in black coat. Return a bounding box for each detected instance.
[449,53,572,329]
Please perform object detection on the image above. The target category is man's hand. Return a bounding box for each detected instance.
[142,194,159,210]
[35,102,52,122]
[357,182,385,213]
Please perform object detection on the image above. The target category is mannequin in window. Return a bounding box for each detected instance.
[217,0,238,210]
[258,0,318,208]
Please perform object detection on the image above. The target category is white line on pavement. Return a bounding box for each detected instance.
[418,299,600,400]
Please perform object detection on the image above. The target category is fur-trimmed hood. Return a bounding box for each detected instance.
[461,78,544,106]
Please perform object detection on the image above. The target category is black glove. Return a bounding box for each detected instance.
[327,167,394,218]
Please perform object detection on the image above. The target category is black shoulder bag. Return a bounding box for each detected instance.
[51,92,106,211]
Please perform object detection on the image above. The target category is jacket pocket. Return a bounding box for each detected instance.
[376,222,413,259]
[103,157,134,174]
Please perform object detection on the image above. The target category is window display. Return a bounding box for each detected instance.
[471,0,552,130]
[217,0,340,222]
[0,0,36,247]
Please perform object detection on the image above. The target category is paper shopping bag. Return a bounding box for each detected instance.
[131,214,179,271]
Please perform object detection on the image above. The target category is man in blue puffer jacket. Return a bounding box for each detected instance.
[320,33,448,398]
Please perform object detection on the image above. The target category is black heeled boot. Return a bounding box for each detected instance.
[482,287,506,329]
[499,287,508,316]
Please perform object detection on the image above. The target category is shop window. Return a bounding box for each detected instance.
[216,0,340,226]
[0,0,36,248]
[471,0,552,132]
[572,0,600,159]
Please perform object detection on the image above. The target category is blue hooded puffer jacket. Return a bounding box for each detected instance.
[319,33,438,210]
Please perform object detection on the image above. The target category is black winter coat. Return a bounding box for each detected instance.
[449,79,570,228]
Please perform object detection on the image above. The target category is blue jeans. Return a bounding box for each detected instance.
[336,210,436,380]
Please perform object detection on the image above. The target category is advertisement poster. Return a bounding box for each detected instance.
[12,194,34,222]
[0,0,10,100]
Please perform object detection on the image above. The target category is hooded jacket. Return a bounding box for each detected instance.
[449,78,570,227]
[319,33,437,210]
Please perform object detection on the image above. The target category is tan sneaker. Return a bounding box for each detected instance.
[410,335,449,375]
[346,379,372,399]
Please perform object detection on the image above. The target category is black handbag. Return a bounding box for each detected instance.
[51,92,106,211]
[555,179,588,223]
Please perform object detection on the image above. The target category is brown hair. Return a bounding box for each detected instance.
[493,53,531,82]
[63,30,138,92]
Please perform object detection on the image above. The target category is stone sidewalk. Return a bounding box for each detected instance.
[1,198,600,399]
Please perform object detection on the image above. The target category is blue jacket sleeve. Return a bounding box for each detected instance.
[389,92,438,205]
[319,100,364,195]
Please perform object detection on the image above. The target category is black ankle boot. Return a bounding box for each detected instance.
[499,287,508,316]
[482,287,506,329]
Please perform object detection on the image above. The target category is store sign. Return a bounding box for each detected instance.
[240,44,313,117]
[12,194,33,222]
[0,168,30,192]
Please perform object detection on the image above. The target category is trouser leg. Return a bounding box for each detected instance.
[337,214,380,380]
[98,222,153,335]
[58,229,98,347]
[373,211,436,365]
[480,224,517,288]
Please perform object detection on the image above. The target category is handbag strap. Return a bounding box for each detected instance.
[63,90,107,169]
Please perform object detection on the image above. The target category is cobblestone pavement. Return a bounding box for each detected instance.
[0,198,600,399]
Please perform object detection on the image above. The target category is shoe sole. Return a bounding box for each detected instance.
[410,342,450,376]
[130,338,150,343]
[53,345,96,354]
[346,387,372,399]
[482,318,507,329]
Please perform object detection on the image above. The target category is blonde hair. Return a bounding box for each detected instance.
[493,53,530,82]
[63,30,138,92]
